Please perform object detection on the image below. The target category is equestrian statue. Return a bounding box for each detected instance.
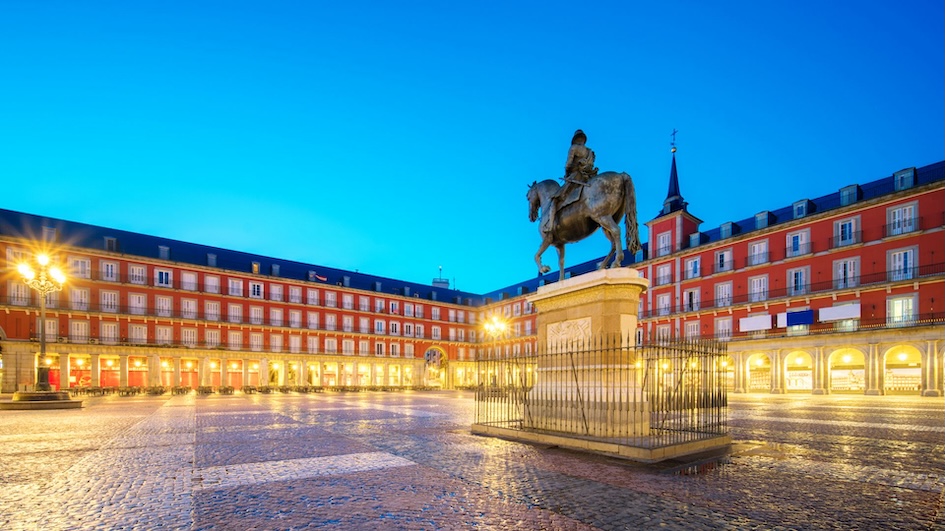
[527,129,642,281]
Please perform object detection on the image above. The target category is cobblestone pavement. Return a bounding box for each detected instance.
[0,391,942,530]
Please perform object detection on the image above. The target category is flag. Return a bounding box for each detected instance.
[315,273,328,282]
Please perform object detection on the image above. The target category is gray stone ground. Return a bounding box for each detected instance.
[0,391,942,530]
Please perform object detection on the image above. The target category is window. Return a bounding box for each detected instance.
[155,296,172,317]
[375,320,386,334]
[656,294,671,316]
[840,185,859,206]
[129,293,146,315]
[714,249,733,273]
[403,322,413,337]
[129,264,146,285]
[679,288,698,312]
[431,307,441,320]
[415,324,424,338]
[887,295,916,326]
[720,222,733,239]
[101,261,118,282]
[228,279,243,297]
[129,324,147,344]
[70,320,90,343]
[343,339,355,355]
[889,248,915,281]
[70,288,89,311]
[104,237,118,252]
[389,321,400,335]
[270,284,283,302]
[289,335,301,353]
[834,217,859,247]
[207,253,217,267]
[342,294,354,309]
[715,282,732,307]
[359,340,369,355]
[325,314,337,331]
[158,246,170,260]
[834,258,858,289]
[249,306,264,325]
[205,301,220,321]
[360,317,370,333]
[415,305,424,319]
[181,272,197,291]
[458,310,466,323]
[205,275,220,294]
[307,336,319,354]
[360,296,371,312]
[325,338,338,354]
[155,326,173,345]
[432,326,441,339]
[325,291,337,308]
[100,291,119,313]
[181,328,198,348]
[714,317,732,341]
[747,241,768,266]
[657,231,672,257]
[342,315,354,332]
[887,203,917,236]
[289,310,302,328]
[228,303,243,323]
[685,257,701,279]
[270,309,283,327]
[70,257,91,279]
[8,282,29,305]
[893,168,914,191]
[251,262,260,274]
[448,309,456,322]
[249,333,263,351]
[307,289,319,306]
[270,334,283,353]
[181,299,197,319]
[788,267,808,296]
[205,329,220,348]
[101,322,119,344]
[250,282,263,299]
[289,286,302,303]
[685,321,700,339]
[307,312,319,329]
[375,342,386,356]
[793,200,808,219]
[155,269,173,287]
[525,321,533,335]
[656,324,671,341]
[754,211,770,230]
[449,328,457,341]
[748,276,768,303]
[786,230,810,257]
[391,301,400,315]
[656,264,672,286]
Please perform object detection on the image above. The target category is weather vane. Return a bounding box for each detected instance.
[670,128,678,153]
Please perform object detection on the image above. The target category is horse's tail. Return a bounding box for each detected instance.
[623,173,642,255]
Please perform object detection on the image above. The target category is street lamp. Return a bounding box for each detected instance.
[18,254,66,392]
[483,315,508,359]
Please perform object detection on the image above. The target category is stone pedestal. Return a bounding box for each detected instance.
[525,269,649,437]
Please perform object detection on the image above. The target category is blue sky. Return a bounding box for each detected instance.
[1,1,942,293]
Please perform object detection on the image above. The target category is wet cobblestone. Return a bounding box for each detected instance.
[0,391,941,529]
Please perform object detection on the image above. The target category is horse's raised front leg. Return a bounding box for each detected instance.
[534,239,552,275]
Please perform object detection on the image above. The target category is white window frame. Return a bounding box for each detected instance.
[685,257,701,279]
[834,257,859,289]
[887,202,917,236]
[748,275,768,303]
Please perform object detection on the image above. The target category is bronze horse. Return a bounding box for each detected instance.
[527,172,642,280]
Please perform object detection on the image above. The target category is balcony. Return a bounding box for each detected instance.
[829,231,862,249]
[745,253,769,267]
[785,243,812,258]
[714,260,734,274]
[654,275,673,287]
[883,217,921,237]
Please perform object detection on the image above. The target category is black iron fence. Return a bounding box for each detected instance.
[474,337,728,449]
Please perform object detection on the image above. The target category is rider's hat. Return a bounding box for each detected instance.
[571,129,587,144]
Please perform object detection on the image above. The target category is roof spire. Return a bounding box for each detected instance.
[661,129,687,216]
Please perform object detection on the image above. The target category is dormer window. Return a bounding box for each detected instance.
[793,200,808,219]
[754,212,770,230]
[840,185,860,206]
[894,168,915,191]
[720,222,733,239]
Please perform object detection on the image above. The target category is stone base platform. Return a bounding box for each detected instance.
[471,423,731,463]
[0,391,84,410]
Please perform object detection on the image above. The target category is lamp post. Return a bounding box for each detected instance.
[18,254,66,392]
[483,315,508,387]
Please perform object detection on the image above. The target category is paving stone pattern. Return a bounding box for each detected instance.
[0,391,942,530]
